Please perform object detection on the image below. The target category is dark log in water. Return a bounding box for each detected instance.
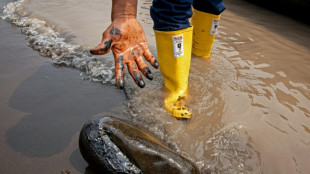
[79,117,199,174]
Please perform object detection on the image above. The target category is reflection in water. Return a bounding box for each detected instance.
[6,63,125,157]
[2,0,310,173]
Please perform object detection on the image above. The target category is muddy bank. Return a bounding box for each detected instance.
[0,16,125,173]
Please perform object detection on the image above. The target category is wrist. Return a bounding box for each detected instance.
[112,0,137,21]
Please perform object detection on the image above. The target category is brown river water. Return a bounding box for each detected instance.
[1,0,310,173]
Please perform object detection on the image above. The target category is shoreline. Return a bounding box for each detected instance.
[0,16,125,174]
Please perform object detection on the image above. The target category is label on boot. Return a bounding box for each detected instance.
[172,35,184,58]
[210,19,220,35]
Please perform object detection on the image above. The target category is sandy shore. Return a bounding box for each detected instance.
[0,16,126,174]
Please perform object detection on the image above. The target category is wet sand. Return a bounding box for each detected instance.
[0,14,125,174]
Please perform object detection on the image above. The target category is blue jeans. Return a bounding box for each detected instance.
[150,0,225,31]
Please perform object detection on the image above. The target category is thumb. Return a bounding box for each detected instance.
[90,34,113,55]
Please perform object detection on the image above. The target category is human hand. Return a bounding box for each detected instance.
[90,17,159,89]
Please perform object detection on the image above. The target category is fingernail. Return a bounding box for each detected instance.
[146,72,153,80]
[138,80,145,88]
[118,79,124,89]
[143,68,153,80]
[153,60,159,68]
[146,70,153,80]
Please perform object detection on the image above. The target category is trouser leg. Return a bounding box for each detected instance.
[193,0,225,15]
[150,0,193,119]
[150,0,193,31]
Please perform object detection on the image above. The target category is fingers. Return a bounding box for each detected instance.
[140,43,159,69]
[135,55,153,80]
[90,26,122,55]
[90,38,113,55]
[127,61,145,88]
[115,55,125,89]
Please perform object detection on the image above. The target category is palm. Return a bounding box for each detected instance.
[90,18,159,89]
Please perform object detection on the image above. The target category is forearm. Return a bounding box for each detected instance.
[112,0,138,21]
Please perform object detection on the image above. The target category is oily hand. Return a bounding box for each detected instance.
[90,18,159,89]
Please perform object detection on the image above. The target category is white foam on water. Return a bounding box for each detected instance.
[1,0,116,84]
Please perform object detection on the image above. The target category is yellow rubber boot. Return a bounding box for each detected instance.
[191,8,221,58]
[154,27,193,120]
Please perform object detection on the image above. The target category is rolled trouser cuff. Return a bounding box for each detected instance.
[193,0,225,15]
[150,0,193,31]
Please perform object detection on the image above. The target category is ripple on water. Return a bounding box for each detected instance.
[1,0,116,84]
[2,0,310,173]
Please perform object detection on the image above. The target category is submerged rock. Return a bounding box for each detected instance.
[79,116,198,174]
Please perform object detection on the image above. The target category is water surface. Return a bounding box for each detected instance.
[1,0,310,173]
